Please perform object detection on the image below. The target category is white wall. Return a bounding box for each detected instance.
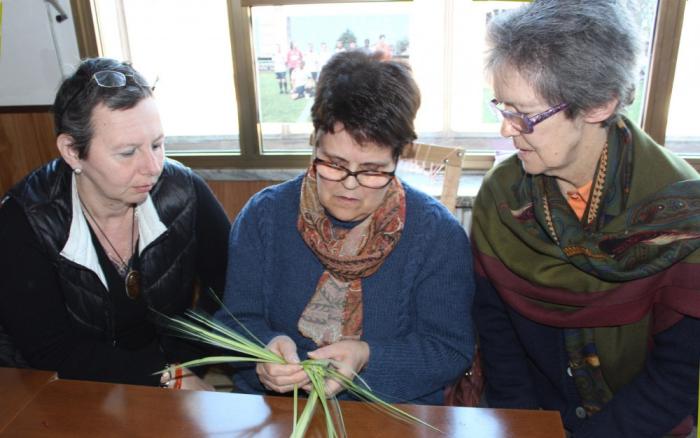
[0,0,80,106]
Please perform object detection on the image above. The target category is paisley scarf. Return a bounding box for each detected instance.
[472,117,700,414]
[297,164,405,346]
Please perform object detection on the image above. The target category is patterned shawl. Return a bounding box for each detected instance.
[297,164,405,346]
[472,117,700,400]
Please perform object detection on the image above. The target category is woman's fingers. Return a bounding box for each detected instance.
[257,362,310,393]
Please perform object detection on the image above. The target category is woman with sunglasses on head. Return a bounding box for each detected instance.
[220,50,474,405]
[0,58,230,389]
[472,1,700,436]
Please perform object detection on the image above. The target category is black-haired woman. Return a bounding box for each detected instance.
[0,58,230,389]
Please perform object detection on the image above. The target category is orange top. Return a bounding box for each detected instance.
[565,180,593,220]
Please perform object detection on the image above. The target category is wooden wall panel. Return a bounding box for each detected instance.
[0,108,279,220]
[205,180,279,221]
[0,109,58,195]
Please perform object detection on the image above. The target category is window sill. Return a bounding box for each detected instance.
[194,167,484,209]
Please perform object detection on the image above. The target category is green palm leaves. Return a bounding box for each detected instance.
[157,308,439,437]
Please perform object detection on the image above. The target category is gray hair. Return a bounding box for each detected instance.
[485,0,642,124]
[53,58,153,158]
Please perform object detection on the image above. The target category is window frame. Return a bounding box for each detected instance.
[69,0,691,171]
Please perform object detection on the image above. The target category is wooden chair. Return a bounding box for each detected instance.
[400,143,464,213]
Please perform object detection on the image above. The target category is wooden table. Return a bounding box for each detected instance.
[0,371,565,437]
[0,367,56,433]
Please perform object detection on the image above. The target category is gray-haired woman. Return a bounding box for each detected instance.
[472,1,700,437]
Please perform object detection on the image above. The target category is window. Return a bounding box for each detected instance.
[251,3,411,153]
[665,0,699,155]
[92,0,240,153]
[73,0,696,168]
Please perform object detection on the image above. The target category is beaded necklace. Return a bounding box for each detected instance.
[80,200,141,299]
[542,141,608,244]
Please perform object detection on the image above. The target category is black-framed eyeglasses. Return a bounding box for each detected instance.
[61,70,155,118]
[313,157,395,189]
[489,99,569,134]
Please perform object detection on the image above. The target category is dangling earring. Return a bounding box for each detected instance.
[74,168,82,175]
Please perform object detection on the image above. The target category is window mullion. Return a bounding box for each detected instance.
[69,0,100,58]
[642,0,686,145]
[228,0,262,159]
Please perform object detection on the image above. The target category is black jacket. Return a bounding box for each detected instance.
[0,159,230,383]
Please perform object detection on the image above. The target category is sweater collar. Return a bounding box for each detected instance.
[60,173,167,289]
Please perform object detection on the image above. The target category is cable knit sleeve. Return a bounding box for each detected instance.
[359,195,476,405]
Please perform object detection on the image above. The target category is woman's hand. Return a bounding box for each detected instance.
[174,366,216,391]
[307,340,370,398]
[256,335,310,393]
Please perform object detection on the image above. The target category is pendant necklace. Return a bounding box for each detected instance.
[80,200,141,300]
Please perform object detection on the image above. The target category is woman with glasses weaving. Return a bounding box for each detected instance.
[472,1,700,437]
[220,51,475,405]
[0,58,230,390]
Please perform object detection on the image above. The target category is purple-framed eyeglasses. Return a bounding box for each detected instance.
[490,99,569,134]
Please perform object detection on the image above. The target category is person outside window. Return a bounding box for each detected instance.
[273,43,288,94]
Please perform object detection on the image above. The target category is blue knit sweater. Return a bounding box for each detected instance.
[221,174,475,405]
